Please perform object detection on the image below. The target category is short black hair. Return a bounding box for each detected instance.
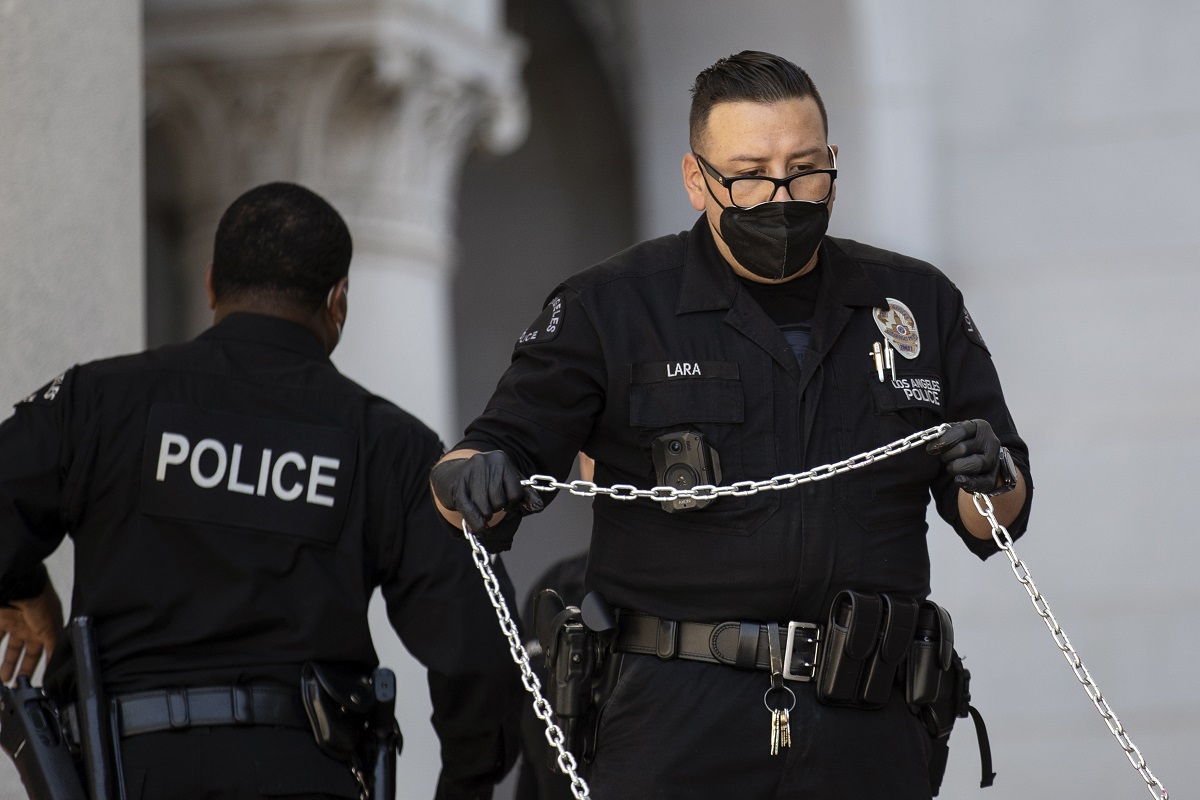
[689,50,828,150]
[211,182,352,309]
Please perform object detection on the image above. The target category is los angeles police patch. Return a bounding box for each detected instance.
[516,294,564,348]
[16,371,68,406]
[873,298,920,359]
[962,306,989,352]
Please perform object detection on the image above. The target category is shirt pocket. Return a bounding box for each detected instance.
[623,361,775,536]
[628,361,744,427]
[841,367,945,533]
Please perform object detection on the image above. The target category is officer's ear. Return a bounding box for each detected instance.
[327,276,349,327]
[205,264,217,311]
[682,153,707,212]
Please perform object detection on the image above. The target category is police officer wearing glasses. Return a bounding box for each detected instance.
[0,182,522,800]
[431,51,1032,799]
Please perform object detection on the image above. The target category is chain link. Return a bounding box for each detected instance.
[461,525,591,799]
[465,423,1168,798]
[971,494,1168,799]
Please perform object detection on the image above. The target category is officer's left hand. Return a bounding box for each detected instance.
[926,419,1003,494]
[0,584,63,685]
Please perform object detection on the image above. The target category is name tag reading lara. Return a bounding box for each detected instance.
[630,361,740,384]
[140,403,357,543]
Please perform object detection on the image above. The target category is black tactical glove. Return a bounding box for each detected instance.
[926,419,1016,495]
[430,450,545,542]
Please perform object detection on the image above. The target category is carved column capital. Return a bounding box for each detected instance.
[145,0,528,266]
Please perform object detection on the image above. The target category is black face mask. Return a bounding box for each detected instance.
[718,200,829,281]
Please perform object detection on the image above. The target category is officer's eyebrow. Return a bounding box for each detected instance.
[725,146,827,164]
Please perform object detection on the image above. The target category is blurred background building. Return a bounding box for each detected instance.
[2,1,1196,797]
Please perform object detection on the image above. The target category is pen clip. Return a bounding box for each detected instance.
[871,342,884,382]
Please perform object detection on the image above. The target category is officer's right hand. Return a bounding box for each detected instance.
[430,450,544,533]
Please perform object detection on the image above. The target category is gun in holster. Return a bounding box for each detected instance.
[904,600,995,796]
[533,590,618,767]
[300,663,401,800]
[0,677,87,800]
[0,615,121,800]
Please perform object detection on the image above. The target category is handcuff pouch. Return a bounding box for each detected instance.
[816,590,920,709]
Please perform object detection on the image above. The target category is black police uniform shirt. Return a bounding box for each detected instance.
[0,312,520,790]
[459,216,1033,625]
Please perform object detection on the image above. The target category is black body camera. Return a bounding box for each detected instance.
[650,431,722,512]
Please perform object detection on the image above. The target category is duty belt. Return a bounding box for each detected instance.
[613,610,821,682]
[66,684,309,741]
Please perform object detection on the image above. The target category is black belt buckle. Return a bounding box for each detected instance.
[783,621,820,682]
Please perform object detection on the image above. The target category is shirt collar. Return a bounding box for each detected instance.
[676,215,889,313]
[200,312,330,361]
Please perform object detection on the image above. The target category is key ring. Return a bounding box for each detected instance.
[763,684,796,713]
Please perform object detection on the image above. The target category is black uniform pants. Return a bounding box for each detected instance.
[587,654,934,800]
[118,726,359,799]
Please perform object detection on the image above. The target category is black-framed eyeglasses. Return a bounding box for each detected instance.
[693,147,837,209]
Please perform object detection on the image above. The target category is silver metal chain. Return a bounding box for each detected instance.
[462,525,592,800]
[464,423,1168,797]
[521,424,949,501]
[971,494,1168,799]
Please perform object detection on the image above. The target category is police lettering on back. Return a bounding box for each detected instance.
[140,403,356,542]
[154,431,339,507]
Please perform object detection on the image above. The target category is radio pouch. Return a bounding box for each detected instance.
[300,662,374,762]
[817,590,880,704]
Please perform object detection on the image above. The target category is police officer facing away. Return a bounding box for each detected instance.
[431,52,1032,798]
[0,182,522,799]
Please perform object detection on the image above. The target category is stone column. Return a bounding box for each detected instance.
[0,0,144,795]
[144,2,527,795]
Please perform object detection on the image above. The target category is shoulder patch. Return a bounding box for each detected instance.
[962,306,990,352]
[15,370,69,407]
[516,294,564,348]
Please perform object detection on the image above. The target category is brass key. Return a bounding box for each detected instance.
[779,707,792,750]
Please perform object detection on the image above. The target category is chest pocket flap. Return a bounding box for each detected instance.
[868,369,945,419]
[629,361,744,428]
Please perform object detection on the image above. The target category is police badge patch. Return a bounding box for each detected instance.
[516,294,564,348]
[873,298,920,359]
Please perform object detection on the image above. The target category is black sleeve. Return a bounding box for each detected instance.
[0,370,77,603]
[458,288,607,484]
[375,424,523,800]
[934,285,1034,559]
